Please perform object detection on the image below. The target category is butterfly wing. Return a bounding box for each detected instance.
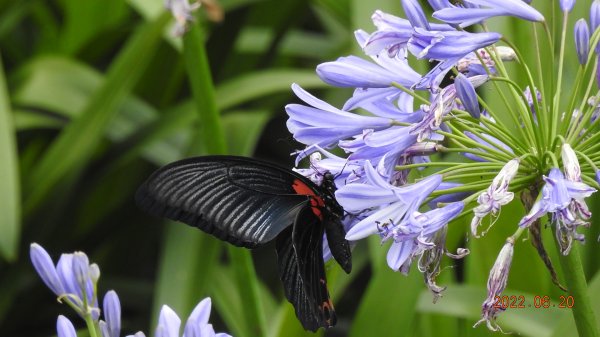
[276,206,336,332]
[136,156,312,247]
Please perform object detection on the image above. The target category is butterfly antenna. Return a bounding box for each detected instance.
[335,158,351,180]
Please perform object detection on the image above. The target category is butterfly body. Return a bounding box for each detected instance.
[136,155,351,331]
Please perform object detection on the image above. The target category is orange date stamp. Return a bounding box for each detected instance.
[493,295,575,309]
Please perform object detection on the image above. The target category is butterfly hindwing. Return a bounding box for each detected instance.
[136,156,312,247]
[276,206,336,332]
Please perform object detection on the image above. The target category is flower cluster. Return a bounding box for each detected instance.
[287,0,600,332]
[31,243,231,337]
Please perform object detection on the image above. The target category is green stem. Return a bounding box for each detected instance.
[553,11,569,142]
[533,24,548,121]
[84,312,99,337]
[476,49,532,147]
[567,61,600,144]
[556,244,600,337]
[183,23,267,337]
[498,39,545,148]
[436,145,505,163]
[542,21,555,113]
[183,24,227,154]
[391,82,429,105]
[227,247,267,337]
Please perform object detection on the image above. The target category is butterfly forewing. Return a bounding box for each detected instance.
[276,207,336,332]
[136,156,312,247]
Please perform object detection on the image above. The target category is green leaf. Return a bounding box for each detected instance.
[226,247,268,337]
[126,0,164,19]
[209,266,248,337]
[311,0,351,27]
[0,1,31,40]
[22,13,169,215]
[349,241,422,337]
[13,56,100,118]
[222,110,270,155]
[0,53,20,261]
[12,56,187,164]
[151,227,222,327]
[57,0,128,54]
[269,303,323,337]
[13,109,64,130]
[235,28,342,59]
[417,286,568,337]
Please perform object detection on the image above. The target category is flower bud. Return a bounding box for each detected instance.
[560,0,575,13]
[474,238,514,331]
[428,0,450,10]
[592,1,600,53]
[561,143,581,182]
[30,243,64,296]
[575,19,590,65]
[72,252,90,298]
[103,290,121,337]
[402,0,430,29]
[57,315,77,337]
[455,73,481,119]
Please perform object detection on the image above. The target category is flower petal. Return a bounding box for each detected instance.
[387,240,415,270]
[157,305,181,337]
[103,290,121,337]
[30,243,64,295]
[57,316,77,337]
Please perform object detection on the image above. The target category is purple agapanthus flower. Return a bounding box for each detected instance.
[432,0,544,27]
[30,243,100,319]
[408,29,499,89]
[471,159,520,237]
[293,148,366,187]
[285,84,393,149]
[411,76,491,141]
[518,168,596,254]
[155,298,232,337]
[338,162,442,240]
[341,126,420,171]
[408,28,501,61]
[381,201,464,271]
[362,10,453,56]
[317,29,421,89]
[342,82,417,114]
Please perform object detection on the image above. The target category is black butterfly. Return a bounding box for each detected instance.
[135,155,352,331]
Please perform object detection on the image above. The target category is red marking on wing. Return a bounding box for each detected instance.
[319,278,335,326]
[292,179,325,220]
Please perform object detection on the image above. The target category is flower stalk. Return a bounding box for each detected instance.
[556,244,600,337]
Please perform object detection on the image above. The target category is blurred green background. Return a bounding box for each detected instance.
[1,0,600,336]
